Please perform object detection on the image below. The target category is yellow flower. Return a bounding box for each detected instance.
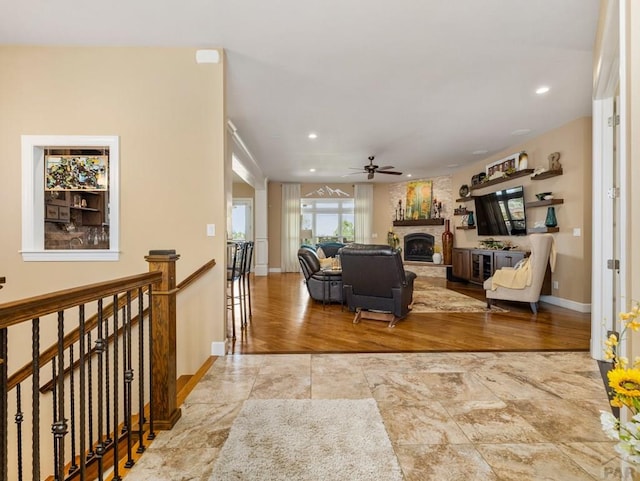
[605,334,619,347]
[611,397,624,408]
[608,368,640,398]
[619,357,629,369]
[627,320,640,331]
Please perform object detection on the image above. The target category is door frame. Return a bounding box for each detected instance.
[591,0,629,360]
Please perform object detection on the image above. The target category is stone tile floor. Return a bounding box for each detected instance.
[124,351,628,481]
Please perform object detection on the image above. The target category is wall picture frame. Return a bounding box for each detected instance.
[485,152,519,177]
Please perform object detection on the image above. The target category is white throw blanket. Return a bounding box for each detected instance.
[490,257,532,290]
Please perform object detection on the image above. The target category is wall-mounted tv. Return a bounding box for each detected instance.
[474,185,527,236]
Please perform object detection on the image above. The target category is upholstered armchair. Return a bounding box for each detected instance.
[297,247,343,303]
[483,233,555,314]
[340,244,417,327]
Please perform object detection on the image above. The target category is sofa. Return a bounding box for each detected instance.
[297,247,343,303]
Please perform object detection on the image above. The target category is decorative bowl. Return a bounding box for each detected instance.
[543,194,554,200]
[535,192,552,201]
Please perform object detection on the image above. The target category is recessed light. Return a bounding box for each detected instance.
[308,133,318,139]
[472,150,488,155]
[406,174,412,178]
[535,86,550,95]
[447,163,459,168]
[309,168,316,172]
[511,129,531,136]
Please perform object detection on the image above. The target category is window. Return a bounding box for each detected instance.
[21,135,119,261]
[301,198,354,243]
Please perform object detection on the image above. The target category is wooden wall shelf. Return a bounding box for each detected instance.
[393,218,445,227]
[525,199,564,208]
[469,169,534,191]
[531,169,563,180]
[456,226,476,230]
[527,227,559,234]
[455,196,476,203]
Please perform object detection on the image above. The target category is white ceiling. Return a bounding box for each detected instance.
[1,0,600,183]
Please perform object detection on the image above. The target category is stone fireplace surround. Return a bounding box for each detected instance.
[388,175,454,278]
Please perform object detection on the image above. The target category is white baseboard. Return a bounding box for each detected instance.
[540,295,591,313]
[211,341,227,356]
[254,265,269,276]
[268,267,282,273]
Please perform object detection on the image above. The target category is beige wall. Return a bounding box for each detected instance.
[233,181,256,198]
[451,117,593,304]
[0,47,227,376]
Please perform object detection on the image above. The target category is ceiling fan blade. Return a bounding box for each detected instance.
[341,171,367,177]
[378,170,403,175]
[377,165,395,171]
[367,172,374,180]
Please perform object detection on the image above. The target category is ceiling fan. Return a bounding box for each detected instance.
[348,156,403,180]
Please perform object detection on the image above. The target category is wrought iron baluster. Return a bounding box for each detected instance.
[15,384,23,481]
[104,311,111,447]
[147,286,155,440]
[112,295,121,481]
[51,357,57,481]
[69,344,77,474]
[0,327,8,481]
[87,330,94,460]
[96,299,106,480]
[52,311,68,481]
[32,318,40,481]
[124,291,134,468]
[137,287,146,453]
[79,304,87,479]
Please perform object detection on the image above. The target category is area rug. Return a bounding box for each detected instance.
[209,399,404,481]
[411,280,508,313]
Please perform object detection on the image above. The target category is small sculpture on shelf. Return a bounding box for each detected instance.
[395,199,405,221]
[432,198,442,218]
[548,152,562,171]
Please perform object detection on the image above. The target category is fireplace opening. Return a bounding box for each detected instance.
[404,233,434,262]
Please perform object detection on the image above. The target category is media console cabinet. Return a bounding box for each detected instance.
[451,247,551,294]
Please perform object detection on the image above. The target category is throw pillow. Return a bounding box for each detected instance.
[316,247,326,259]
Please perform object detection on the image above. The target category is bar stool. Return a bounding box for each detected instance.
[226,241,245,338]
[240,241,254,327]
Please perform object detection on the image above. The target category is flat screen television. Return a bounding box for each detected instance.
[474,185,527,236]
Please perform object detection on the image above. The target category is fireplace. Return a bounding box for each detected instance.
[404,233,434,262]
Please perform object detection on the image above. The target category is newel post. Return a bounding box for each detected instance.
[145,250,181,430]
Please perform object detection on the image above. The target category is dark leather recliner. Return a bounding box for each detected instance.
[297,247,343,303]
[340,244,416,323]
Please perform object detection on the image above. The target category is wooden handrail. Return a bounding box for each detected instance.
[6,258,216,392]
[176,259,216,291]
[0,272,162,329]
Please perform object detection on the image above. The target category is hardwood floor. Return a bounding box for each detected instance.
[229,273,592,354]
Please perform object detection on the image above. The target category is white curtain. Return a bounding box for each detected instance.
[354,183,374,244]
[281,183,301,272]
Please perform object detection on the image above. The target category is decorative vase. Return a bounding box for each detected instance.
[442,219,454,265]
[545,206,557,228]
[432,252,442,264]
[467,211,475,226]
[518,151,529,171]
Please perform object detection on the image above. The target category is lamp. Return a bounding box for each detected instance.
[300,229,313,244]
